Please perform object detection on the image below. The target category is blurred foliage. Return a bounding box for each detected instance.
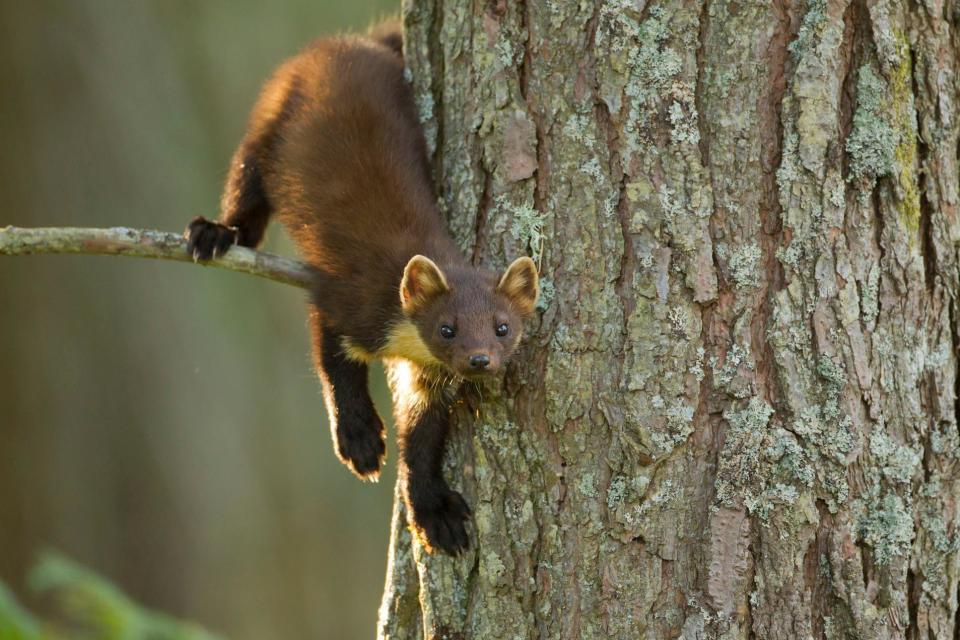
[0,1,398,638]
[0,583,42,640]
[1,552,219,640]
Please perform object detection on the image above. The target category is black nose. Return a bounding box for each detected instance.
[468,354,490,370]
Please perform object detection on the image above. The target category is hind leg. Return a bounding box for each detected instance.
[309,305,386,480]
[186,141,273,260]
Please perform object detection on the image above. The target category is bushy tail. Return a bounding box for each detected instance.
[368,18,403,58]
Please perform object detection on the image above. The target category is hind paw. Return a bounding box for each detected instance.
[185,216,238,261]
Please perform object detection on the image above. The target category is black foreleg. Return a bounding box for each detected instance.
[395,367,470,554]
[309,306,386,480]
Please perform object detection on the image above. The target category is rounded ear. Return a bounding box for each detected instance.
[497,256,539,315]
[400,255,449,313]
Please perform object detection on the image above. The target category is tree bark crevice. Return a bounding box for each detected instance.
[380,0,960,637]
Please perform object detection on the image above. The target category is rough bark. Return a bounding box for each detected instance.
[378,0,960,638]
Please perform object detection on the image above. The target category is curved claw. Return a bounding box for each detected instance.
[410,489,472,555]
[184,216,238,261]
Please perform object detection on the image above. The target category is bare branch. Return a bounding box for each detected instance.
[0,226,313,289]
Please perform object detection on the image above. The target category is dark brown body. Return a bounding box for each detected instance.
[185,26,537,555]
[221,31,461,347]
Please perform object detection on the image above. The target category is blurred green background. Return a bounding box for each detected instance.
[0,1,399,637]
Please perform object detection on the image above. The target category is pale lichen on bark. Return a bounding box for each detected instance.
[382,0,960,638]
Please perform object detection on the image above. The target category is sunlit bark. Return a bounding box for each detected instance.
[379,0,960,638]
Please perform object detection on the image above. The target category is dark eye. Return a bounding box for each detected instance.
[496,323,509,337]
[439,325,456,339]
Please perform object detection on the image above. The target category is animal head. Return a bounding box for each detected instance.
[400,255,539,378]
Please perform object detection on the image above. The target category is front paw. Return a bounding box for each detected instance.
[408,488,471,555]
[335,414,387,481]
[184,216,238,261]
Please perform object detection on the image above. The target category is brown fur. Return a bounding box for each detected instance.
[184,24,538,555]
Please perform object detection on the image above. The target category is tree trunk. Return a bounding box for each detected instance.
[378,0,960,638]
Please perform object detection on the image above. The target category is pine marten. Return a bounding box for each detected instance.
[184,24,539,555]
